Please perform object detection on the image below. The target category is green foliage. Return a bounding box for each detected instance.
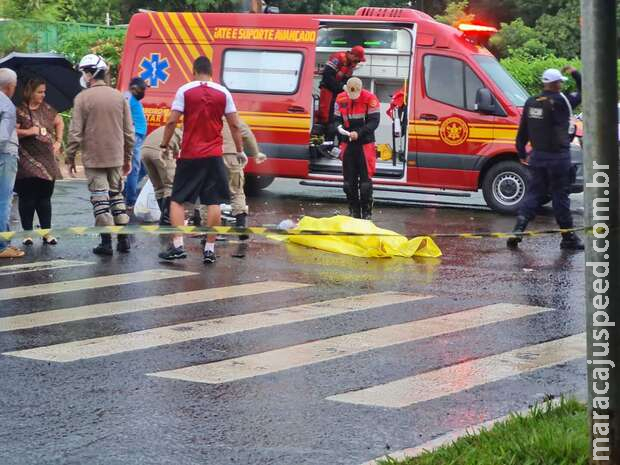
[489,18,540,58]
[500,55,581,96]
[491,1,581,60]
[55,28,125,82]
[0,0,58,21]
[0,21,39,55]
[536,8,580,59]
[435,0,474,26]
[56,0,121,24]
[512,0,570,26]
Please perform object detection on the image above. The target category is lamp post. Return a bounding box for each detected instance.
[582,0,620,463]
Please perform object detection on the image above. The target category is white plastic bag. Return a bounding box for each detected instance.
[134,180,161,223]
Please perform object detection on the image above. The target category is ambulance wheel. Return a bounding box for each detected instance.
[482,161,529,215]
[244,175,275,196]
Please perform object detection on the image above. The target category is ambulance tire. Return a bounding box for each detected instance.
[244,175,275,196]
[482,160,530,215]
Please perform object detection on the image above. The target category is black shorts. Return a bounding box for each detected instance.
[171,157,230,206]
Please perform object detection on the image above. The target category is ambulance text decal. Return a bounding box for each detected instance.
[213,27,316,43]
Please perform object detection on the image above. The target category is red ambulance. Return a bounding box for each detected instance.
[118,7,583,214]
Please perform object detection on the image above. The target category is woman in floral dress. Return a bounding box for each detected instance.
[15,78,64,245]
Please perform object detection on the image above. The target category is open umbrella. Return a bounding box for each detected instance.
[0,52,82,112]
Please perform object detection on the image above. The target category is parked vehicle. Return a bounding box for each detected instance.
[118,7,584,214]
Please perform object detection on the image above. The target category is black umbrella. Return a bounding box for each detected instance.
[0,52,82,113]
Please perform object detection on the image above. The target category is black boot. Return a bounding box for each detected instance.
[158,197,172,251]
[156,198,164,218]
[361,200,373,221]
[507,216,528,249]
[349,203,361,219]
[560,232,585,250]
[192,208,201,227]
[236,213,249,241]
[159,197,171,226]
[117,234,131,253]
[93,233,113,256]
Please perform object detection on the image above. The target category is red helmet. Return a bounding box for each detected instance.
[350,45,366,62]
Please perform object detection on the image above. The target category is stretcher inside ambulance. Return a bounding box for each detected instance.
[119,7,583,214]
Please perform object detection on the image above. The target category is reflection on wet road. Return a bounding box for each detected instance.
[0,180,586,465]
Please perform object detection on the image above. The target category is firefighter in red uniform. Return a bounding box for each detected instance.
[334,77,380,220]
[318,46,366,139]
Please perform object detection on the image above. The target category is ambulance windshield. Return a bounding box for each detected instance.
[475,55,529,107]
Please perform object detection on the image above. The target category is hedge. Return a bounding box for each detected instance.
[501,55,620,97]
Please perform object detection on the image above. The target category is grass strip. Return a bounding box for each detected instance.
[379,398,588,465]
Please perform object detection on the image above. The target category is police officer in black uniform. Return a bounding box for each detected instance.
[507,66,584,250]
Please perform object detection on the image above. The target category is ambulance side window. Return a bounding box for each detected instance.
[465,66,485,111]
[222,49,304,94]
[424,55,485,111]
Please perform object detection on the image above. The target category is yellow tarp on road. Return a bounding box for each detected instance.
[276,215,442,259]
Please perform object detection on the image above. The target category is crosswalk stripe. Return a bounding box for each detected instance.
[0,269,197,302]
[327,333,585,408]
[0,260,94,276]
[148,303,551,385]
[3,292,431,362]
[0,281,310,332]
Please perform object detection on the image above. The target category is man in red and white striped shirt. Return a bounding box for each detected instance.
[159,56,244,264]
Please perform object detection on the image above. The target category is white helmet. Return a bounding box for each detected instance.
[78,54,108,87]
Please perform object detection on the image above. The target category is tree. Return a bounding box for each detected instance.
[56,0,121,24]
[55,28,125,82]
[435,0,474,26]
[467,0,518,26]
[489,18,545,58]
[511,0,569,26]
[0,0,58,21]
[535,8,580,59]
[0,22,39,55]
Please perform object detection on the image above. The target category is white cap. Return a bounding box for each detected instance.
[542,68,568,84]
[78,54,108,72]
[344,77,363,100]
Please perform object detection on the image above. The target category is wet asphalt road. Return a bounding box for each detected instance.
[0,179,586,465]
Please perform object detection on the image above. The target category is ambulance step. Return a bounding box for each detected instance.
[299,181,472,197]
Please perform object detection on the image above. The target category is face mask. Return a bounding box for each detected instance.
[134,90,146,101]
[80,72,90,89]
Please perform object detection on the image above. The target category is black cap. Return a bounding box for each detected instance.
[129,77,148,89]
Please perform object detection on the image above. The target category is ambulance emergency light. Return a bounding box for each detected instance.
[457,23,498,44]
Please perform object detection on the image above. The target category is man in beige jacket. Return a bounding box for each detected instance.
[144,118,265,244]
[66,54,134,255]
[141,125,182,227]
[211,117,266,239]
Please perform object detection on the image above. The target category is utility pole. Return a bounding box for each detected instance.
[582,0,620,463]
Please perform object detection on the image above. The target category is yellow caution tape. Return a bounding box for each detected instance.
[0,224,595,241]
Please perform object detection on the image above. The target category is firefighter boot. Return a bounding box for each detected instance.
[560,232,585,250]
[361,201,373,221]
[348,203,361,219]
[360,181,373,220]
[117,234,131,253]
[507,216,528,249]
[236,213,249,241]
[93,233,113,256]
[343,181,361,218]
